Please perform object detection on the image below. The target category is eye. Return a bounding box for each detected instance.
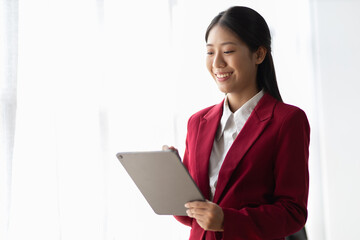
[207,51,214,55]
[224,50,235,54]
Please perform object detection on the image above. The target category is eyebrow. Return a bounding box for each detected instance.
[206,42,237,47]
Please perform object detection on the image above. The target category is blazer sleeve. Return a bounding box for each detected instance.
[173,117,194,227]
[222,108,310,240]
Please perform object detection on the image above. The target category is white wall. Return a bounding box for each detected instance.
[312,0,360,239]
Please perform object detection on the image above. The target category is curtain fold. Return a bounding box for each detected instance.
[0,0,18,239]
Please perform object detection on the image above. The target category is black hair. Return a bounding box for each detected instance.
[205,6,283,102]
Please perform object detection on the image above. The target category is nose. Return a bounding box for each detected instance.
[213,53,226,68]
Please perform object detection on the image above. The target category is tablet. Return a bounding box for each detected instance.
[116,150,205,215]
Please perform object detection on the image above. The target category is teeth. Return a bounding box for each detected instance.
[216,73,232,78]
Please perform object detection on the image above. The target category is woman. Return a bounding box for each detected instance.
[172,6,310,240]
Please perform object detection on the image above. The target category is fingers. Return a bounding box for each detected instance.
[186,208,205,218]
[185,201,213,219]
[162,145,179,158]
[162,145,178,151]
[185,201,211,209]
[186,203,207,216]
[185,201,224,231]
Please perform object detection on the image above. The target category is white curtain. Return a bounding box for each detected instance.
[0,0,18,239]
[7,0,106,239]
[1,0,326,239]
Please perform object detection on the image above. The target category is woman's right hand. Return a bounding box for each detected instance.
[162,145,179,154]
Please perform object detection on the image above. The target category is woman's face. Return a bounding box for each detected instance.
[206,25,263,98]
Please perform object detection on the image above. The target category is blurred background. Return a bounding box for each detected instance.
[1,0,359,239]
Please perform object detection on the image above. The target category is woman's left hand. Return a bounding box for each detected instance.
[185,200,224,232]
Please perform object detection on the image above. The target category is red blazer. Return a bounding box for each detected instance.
[175,93,310,240]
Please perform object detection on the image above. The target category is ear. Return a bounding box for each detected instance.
[255,46,267,64]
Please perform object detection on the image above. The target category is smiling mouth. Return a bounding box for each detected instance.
[215,72,233,81]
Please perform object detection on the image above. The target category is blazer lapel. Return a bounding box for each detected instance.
[213,94,277,203]
[195,101,223,200]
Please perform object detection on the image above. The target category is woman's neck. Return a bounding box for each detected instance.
[227,89,260,112]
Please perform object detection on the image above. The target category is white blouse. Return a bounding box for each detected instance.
[208,90,264,200]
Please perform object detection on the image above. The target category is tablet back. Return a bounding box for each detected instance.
[116,151,205,215]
